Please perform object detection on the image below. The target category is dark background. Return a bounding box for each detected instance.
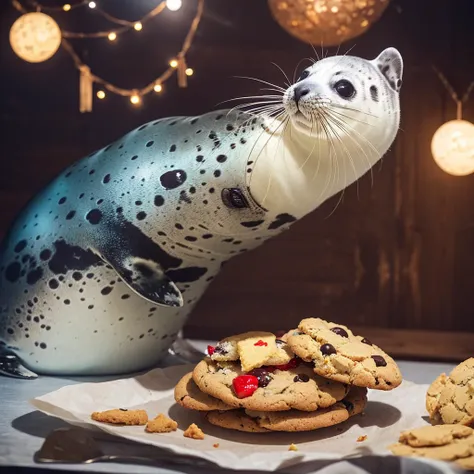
[1,0,473,360]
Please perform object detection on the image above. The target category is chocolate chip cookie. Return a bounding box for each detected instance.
[389,424,474,470]
[206,386,367,433]
[174,372,233,411]
[287,318,402,390]
[426,358,474,426]
[192,358,349,412]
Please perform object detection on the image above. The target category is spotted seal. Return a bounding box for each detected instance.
[0,47,403,378]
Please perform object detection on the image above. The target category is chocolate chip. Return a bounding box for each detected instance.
[119,408,128,411]
[361,338,372,346]
[331,327,349,338]
[372,355,387,367]
[248,368,272,388]
[214,345,227,355]
[293,374,310,383]
[321,343,337,356]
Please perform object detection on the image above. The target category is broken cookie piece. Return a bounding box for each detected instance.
[145,413,178,433]
[183,423,205,439]
[91,408,148,425]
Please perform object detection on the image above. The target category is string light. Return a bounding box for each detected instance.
[10,0,204,110]
[62,3,71,11]
[166,0,182,11]
[130,94,140,105]
[96,90,105,99]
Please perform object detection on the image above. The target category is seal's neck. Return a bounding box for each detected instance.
[248,116,393,219]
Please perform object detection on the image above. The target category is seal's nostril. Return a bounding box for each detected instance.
[294,86,310,104]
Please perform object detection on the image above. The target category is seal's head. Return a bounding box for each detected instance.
[283,47,403,155]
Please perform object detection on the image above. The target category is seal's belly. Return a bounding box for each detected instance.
[0,267,203,375]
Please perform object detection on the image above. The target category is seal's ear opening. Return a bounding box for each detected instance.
[371,47,404,93]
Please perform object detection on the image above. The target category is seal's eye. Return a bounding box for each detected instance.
[334,79,356,99]
[297,70,310,82]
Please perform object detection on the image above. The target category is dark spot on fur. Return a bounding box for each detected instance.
[86,209,102,225]
[222,188,249,209]
[121,294,130,299]
[370,85,379,101]
[89,169,95,175]
[146,141,154,147]
[160,170,187,189]
[169,144,177,152]
[241,220,264,228]
[64,299,70,305]
[39,249,52,261]
[48,278,59,289]
[136,211,147,221]
[27,267,43,285]
[5,262,21,282]
[101,286,113,295]
[72,272,83,281]
[14,240,27,253]
[166,266,207,282]
[226,124,234,131]
[185,236,197,242]
[154,195,165,207]
[135,200,142,206]
[131,155,138,160]
[196,155,204,162]
[175,223,184,230]
[103,174,111,184]
[66,210,76,220]
[268,213,297,230]
[214,170,221,178]
[58,197,67,205]
[216,154,227,163]
[48,240,100,275]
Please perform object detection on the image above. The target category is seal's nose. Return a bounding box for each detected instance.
[294,85,310,104]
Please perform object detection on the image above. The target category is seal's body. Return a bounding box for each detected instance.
[0,48,403,378]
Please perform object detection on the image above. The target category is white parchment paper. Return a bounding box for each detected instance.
[29,364,446,472]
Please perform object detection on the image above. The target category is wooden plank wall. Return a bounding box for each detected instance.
[1,0,473,360]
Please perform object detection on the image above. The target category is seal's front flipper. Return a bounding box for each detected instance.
[0,351,38,379]
[101,254,184,308]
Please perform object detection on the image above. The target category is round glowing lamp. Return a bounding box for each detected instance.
[9,12,62,63]
[431,119,474,176]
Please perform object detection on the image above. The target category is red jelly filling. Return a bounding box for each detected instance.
[232,375,259,398]
[254,340,268,347]
[207,345,215,356]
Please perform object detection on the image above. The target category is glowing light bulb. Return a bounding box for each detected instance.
[185,68,193,76]
[130,94,140,105]
[63,4,71,11]
[169,59,178,68]
[153,83,162,93]
[166,0,182,11]
[108,32,117,41]
[96,90,105,99]
[134,22,142,31]
[431,120,474,176]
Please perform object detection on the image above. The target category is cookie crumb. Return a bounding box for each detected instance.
[288,443,298,451]
[91,409,148,425]
[184,423,205,440]
[145,413,178,433]
[357,435,368,442]
[213,443,220,448]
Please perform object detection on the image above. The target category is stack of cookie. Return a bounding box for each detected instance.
[174,318,402,433]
